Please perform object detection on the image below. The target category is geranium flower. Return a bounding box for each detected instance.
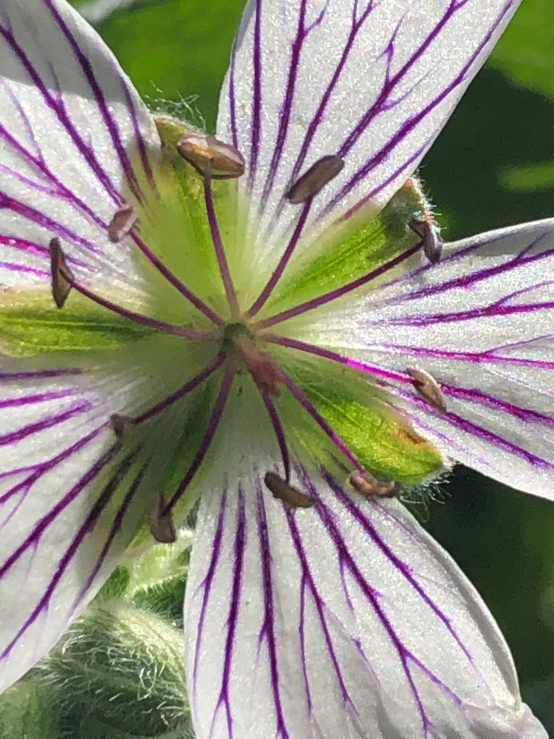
[0,0,550,736]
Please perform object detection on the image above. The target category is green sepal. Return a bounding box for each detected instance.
[0,290,154,357]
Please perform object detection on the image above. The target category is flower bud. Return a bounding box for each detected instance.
[40,603,191,737]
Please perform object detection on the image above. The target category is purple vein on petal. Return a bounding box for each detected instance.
[263,334,411,385]
[284,504,356,710]
[255,483,290,739]
[43,0,143,201]
[378,299,554,327]
[0,400,90,447]
[209,486,246,739]
[0,24,121,204]
[0,448,139,661]
[440,383,554,426]
[164,362,235,513]
[325,471,475,666]
[71,458,149,615]
[255,242,420,329]
[324,1,515,218]
[0,439,121,621]
[393,385,554,470]
[192,487,227,708]
[248,0,263,185]
[0,368,83,381]
[301,467,462,729]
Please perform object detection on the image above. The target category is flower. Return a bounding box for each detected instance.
[0,0,550,737]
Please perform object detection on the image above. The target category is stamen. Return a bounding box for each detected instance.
[49,237,74,308]
[285,155,344,204]
[256,387,291,481]
[247,205,311,318]
[409,216,443,264]
[150,491,177,544]
[163,362,235,514]
[109,204,138,243]
[264,471,315,509]
[407,368,447,413]
[49,238,209,340]
[131,233,224,326]
[254,242,421,331]
[279,368,364,473]
[262,334,412,385]
[134,352,225,425]
[177,133,245,179]
[204,162,240,317]
[348,469,402,499]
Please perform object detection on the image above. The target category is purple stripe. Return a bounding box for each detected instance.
[248,0,263,184]
[260,0,308,205]
[0,449,137,660]
[441,383,554,426]
[71,457,147,614]
[0,25,121,203]
[255,485,290,738]
[0,368,82,381]
[381,299,554,326]
[44,0,143,201]
[0,260,48,277]
[258,391,290,482]
[285,506,355,708]
[210,487,246,739]
[192,488,227,700]
[0,400,90,447]
[0,389,77,409]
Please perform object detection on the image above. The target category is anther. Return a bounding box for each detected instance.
[108,204,138,243]
[348,469,402,499]
[264,471,315,510]
[407,368,447,413]
[285,155,344,204]
[409,216,443,264]
[149,491,177,544]
[49,237,74,308]
[176,133,245,179]
[110,414,135,447]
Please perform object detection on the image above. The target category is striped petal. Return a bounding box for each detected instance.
[217,0,521,260]
[185,412,544,738]
[0,336,221,692]
[284,219,554,497]
[0,0,160,298]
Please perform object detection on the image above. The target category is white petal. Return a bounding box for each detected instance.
[218,0,521,256]
[184,392,545,739]
[0,0,160,297]
[287,219,554,498]
[0,339,215,691]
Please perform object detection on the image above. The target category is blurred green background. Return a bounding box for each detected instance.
[73,0,554,731]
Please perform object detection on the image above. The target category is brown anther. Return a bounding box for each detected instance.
[149,491,177,544]
[108,204,138,243]
[407,368,447,414]
[409,216,443,264]
[110,414,135,445]
[285,155,345,204]
[176,133,245,179]
[49,237,74,309]
[348,469,402,499]
[264,471,315,510]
